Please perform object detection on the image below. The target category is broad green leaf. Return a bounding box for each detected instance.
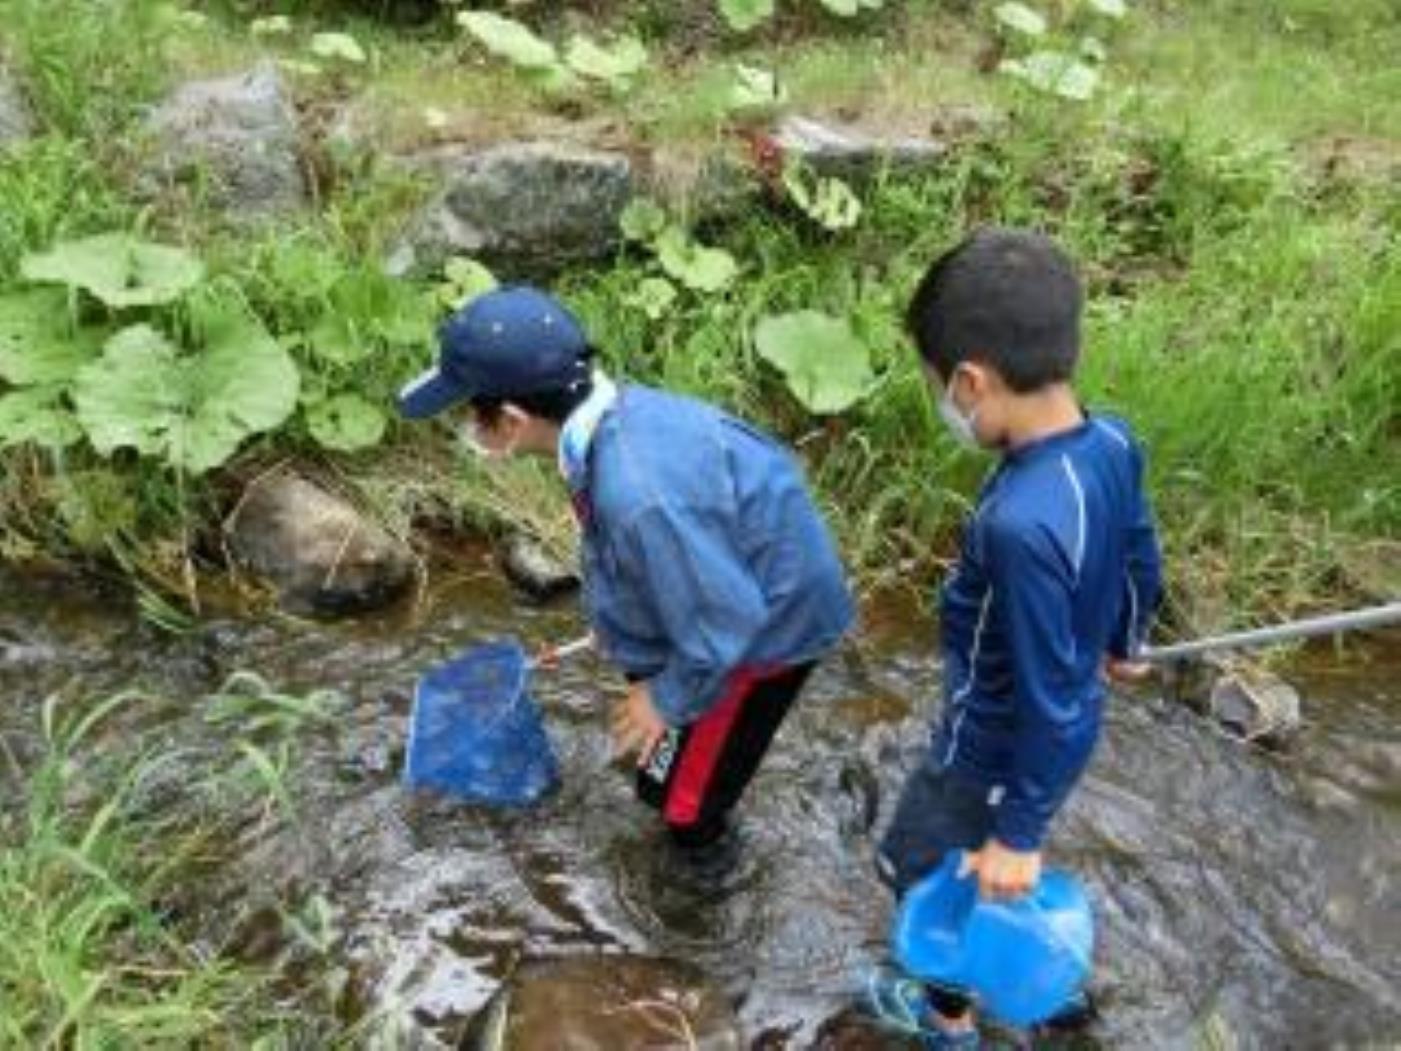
[21,233,205,308]
[279,59,323,77]
[0,289,104,385]
[718,0,775,32]
[310,32,367,64]
[73,302,299,474]
[457,11,559,69]
[73,324,183,457]
[306,393,386,452]
[1000,50,1100,99]
[995,2,1048,36]
[1080,36,1108,62]
[626,277,678,320]
[754,310,873,414]
[1085,0,1127,17]
[308,314,370,366]
[565,34,647,88]
[729,64,786,110]
[250,15,292,36]
[782,165,862,231]
[655,227,738,293]
[816,0,860,15]
[438,256,498,309]
[0,386,82,449]
[619,198,669,243]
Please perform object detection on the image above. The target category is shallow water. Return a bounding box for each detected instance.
[2,562,1398,1048]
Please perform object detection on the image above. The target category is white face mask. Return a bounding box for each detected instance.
[937,388,980,449]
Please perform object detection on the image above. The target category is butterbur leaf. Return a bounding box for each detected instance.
[0,290,104,385]
[458,11,559,69]
[250,15,292,36]
[619,198,669,243]
[1085,0,1127,17]
[565,34,647,88]
[310,32,368,64]
[717,0,775,33]
[439,256,498,309]
[994,2,1048,36]
[783,165,862,231]
[21,233,204,308]
[754,310,873,414]
[306,393,386,452]
[729,64,786,110]
[73,302,298,474]
[626,277,678,320]
[0,386,82,449]
[308,314,370,366]
[655,227,738,293]
[1000,50,1100,99]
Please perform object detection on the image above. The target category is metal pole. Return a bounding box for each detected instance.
[1140,602,1401,663]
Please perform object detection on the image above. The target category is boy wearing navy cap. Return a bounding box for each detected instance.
[398,287,854,865]
[869,230,1162,1047]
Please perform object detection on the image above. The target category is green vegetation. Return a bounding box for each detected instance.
[0,0,1395,637]
[0,687,349,1044]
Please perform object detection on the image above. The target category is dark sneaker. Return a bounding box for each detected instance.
[865,969,981,1050]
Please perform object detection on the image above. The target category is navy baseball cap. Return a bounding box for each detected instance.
[397,286,591,419]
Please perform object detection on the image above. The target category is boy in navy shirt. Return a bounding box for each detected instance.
[871,229,1161,1047]
[397,287,854,867]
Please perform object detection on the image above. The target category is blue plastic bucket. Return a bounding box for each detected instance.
[892,850,1094,1026]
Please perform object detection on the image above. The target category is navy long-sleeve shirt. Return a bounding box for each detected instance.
[934,413,1161,850]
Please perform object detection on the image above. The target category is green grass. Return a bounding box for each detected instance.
[0,683,369,1045]
[0,0,1397,632]
[0,694,265,1045]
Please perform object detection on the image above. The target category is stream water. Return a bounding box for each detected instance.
[1,561,1397,1049]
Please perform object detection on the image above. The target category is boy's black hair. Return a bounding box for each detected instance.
[905,227,1083,393]
[470,349,597,425]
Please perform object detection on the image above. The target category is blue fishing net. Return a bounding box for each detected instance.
[403,639,559,806]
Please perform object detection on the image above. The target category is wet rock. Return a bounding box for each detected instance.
[459,954,741,1051]
[647,145,762,224]
[143,64,306,220]
[925,103,1008,143]
[387,142,632,278]
[772,116,947,183]
[1207,668,1301,744]
[499,533,579,601]
[0,627,57,668]
[0,63,34,148]
[223,470,415,617]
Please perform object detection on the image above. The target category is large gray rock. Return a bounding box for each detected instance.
[459,955,741,1050]
[223,470,415,616]
[387,141,632,277]
[772,115,947,182]
[144,64,306,220]
[0,63,34,148]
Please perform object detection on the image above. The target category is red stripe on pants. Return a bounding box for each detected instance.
[663,667,762,827]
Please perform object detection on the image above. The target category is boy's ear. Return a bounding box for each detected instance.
[960,360,1003,398]
[500,403,531,430]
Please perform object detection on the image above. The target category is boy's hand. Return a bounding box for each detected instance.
[611,681,668,767]
[965,839,1041,901]
[1104,657,1154,685]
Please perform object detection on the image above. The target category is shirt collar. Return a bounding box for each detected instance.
[557,370,619,491]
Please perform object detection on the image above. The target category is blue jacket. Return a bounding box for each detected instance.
[572,385,854,726]
[935,414,1161,850]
